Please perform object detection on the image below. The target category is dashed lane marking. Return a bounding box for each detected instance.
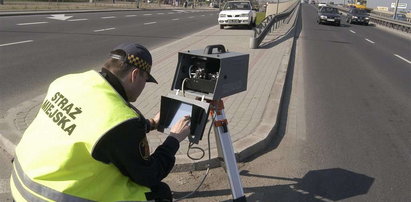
[101,16,116,19]
[125,15,137,17]
[17,22,48,26]
[68,18,88,22]
[172,18,179,21]
[93,27,116,32]
[0,40,33,47]
[144,22,157,25]
[365,38,375,44]
[144,14,152,16]
[394,54,411,64]
[350,30,356,33]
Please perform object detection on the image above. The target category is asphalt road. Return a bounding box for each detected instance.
[164,3,411,201]
[0,9,219,117]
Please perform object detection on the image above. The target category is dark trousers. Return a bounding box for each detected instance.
[146,182,173,202]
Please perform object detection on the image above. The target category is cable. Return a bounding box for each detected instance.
[181,78,188,97]
[186,142,205,161]
[174,167,209,202]
[174,112,217,201]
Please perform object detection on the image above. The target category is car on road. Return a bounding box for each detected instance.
[394,13,407,21]
[317,6,341,26]
[346,8,370,25]
[218,1,256,29]
[318,2,327,8]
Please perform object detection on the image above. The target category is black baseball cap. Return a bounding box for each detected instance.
[111,43,158,84]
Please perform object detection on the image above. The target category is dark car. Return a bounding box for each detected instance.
[346,8,370,25]
[394,13,407,21]
[317,6,341,26]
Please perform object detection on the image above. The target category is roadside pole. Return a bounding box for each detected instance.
[276,0,280,14]
[393,0,400,20]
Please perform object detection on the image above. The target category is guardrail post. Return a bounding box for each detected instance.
[250,28,258,49]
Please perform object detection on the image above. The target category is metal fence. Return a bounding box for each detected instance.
[249,1,299,49]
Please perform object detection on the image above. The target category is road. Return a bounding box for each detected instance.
[0,9,219,117]
[164,3,411,201]
[0,9,218,201]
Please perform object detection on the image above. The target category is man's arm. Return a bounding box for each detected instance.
[91,118,179,188]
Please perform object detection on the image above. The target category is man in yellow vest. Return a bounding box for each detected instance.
[10,43,190,202]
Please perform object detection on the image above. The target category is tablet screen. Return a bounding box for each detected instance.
[166,103,192,129]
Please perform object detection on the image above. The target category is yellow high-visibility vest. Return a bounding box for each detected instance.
[10,70,151,202]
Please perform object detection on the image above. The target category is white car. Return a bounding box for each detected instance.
[318,2,327,7]
[218,1,256,29]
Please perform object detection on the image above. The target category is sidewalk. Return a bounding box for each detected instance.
[0,8,299,172]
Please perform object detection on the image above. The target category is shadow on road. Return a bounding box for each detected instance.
[174,168,374,201]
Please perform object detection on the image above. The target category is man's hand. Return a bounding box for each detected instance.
[149,112,160,131]
[169,116,191,142]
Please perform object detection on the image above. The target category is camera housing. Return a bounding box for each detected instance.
[171,45,249,100]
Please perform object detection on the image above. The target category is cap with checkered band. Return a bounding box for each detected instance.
[111,43,158,84]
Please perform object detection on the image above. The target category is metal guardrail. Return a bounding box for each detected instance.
[371,10,411,23]
[333,5,411,33]
[249,1,300,49]
[368,14,411,33]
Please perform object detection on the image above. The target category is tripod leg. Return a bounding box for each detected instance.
[213,109,246,201]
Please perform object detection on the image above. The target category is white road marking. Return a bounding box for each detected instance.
[188,16,195,18]
[126,15,137,17]
[101,16,116,19]
[0,40,33,47]
[349,30,356,33]
[365,38,375,44]
[17,22,48,26]
[172,18,179,21]
[0,179,10,194]
[93,27,116,32]
[157,13,165,15]
[394,54,411,64]
[48,14,72,21]
[144,14,152,16]
[68,18,88,22]
[144,22,157,25]
[168,12,174,14]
